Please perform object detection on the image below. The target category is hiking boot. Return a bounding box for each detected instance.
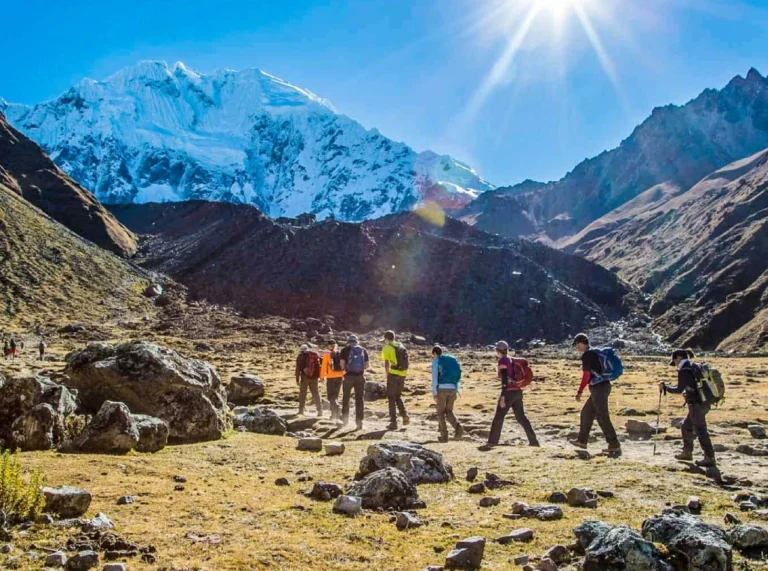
[479,443,496,452]
[438,435,449,443]
[402,416,410,426]
[675,451,694,462]
[695,456,717,468]
[386,422,398,431]
[529,441,541,448]
[454,426,465,440]
[569,439,588,450]
[603,445,622,457]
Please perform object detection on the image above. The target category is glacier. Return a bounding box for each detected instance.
[2,61,494,220]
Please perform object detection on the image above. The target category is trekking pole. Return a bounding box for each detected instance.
[653,387,663,456]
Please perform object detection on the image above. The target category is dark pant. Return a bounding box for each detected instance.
[488,390,539,446]
[436,388,461,438]
[682,402,715,458]
[387,373,408,424]
[342,374,366,426]
[326,377,343,420]
[298,374,322,416]
[578,381,619,447]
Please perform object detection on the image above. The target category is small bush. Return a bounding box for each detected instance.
[61,414,88,443]
[0,450,45,525]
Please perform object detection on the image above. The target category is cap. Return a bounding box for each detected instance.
[495,340,509,352]
[300,344,309,352]
[327,339,337,346]
[572,333,589,347]
[669,349,688,366]
[431,345,443,356]
[384,330,395,341]
[348,334,359,343]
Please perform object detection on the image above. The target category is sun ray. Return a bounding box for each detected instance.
[572,2,620,89]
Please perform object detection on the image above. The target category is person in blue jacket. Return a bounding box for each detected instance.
[431,345,464,443]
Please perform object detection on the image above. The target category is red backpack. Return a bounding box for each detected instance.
[510,358,534,389]
[302,351,321,378]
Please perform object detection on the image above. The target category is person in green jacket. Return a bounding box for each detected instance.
[381,330,410,430]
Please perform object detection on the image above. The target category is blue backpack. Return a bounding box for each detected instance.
[594,347,624,383]
[437,354,462,386]
[346,345,366,374]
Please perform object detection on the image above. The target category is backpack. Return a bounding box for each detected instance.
[346,345,366,374]
[437,355,462,386]
[510,358,534,389]
[391,343,410,372]
[302,351,321,378]
[696,363,725,406]
[593,347,624,383]
[330,350,343,372]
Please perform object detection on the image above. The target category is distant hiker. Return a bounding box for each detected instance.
[340,334,370,430]
[2,339,8,360]
[381,330,410,430]
[431,345,464,443]
[321,339,345,422]
[8,336,16,361]
[484,341,539,449]
[295,344,323,417]
[569,333,622,456]
[659,349,717,467]
[38,338,47,361]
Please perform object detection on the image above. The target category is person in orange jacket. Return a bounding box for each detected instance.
[321,339,345,422]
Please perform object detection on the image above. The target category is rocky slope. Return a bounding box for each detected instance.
[460,68,768,242]
[108,201,630,344]
[0,112,136,257]
[2,61,493,221]
[564,149,768,352]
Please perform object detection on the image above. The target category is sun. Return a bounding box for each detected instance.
[536,0,580,19]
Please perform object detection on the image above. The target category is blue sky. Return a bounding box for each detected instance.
[2,0,767,186]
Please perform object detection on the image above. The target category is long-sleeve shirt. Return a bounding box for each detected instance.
[320,350,345,380]
[664,359,703,404]
[577,349,603,393]
[432,358,460,396]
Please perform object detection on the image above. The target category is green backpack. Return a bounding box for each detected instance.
[697,363,725,406]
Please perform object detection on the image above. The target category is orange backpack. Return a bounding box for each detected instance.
[511,358,534,389]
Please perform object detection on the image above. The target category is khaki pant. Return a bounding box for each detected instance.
[299,374,322,416]
[387,373,408,424]
[342,374,366,426]
[436,388,461,439]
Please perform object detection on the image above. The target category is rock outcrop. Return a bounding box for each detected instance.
[642,511,732,571]
[355,441,454,484]
[346,467,420,511]
[574,520,673,571]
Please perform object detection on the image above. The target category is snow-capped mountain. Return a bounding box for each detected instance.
[1,61,493,220]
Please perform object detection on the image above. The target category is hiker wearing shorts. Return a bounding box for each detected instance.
[569,333,621,456]
[295,344,323,417]
[381,330,410,430]
[660,349,716,467]
[321,339,345,422]
[431,345,464,442]
[340,335,370,430]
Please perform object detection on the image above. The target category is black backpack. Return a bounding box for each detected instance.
[392,343,409,372]
[330,350,343,372]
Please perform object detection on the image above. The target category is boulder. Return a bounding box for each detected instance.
[396,511,422,530]
[143,283,163,298]
[537,558,558,571]
[466,467,479,482]
[324,442,345,456]
[545,545,571,565]
[522,505,563,521]
[234,408,287,436]
[66,550,99,570]
[10,404,60,451]
[346,467,420,510]
[45,551,67,567]
[468,483,485,494]
[310,482,343,502]
[445,537,485,570]
[548,492,567,504]
[355,441,454,484]
[43,486,92,518]
[748,425,767,439]
[364,381,387,402]
[82,513,114,532]
[496,529,534,544]
[567,487,597,508]
[133,415,169,453]
[727,524,768,550]
[226,374,266,405]
[333,495,362,517]
[642,511,732,571]
[64,341,229,443]
[574,520,673,571]
[65,401,139,454]
[479,497,501,507]
[297,437,323,452]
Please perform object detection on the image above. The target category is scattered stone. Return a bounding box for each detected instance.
[445,536,485,570]
[596,490,614,499]
[43,486,92,518]
[66,550,99,571]
[36,514,55,525]
[725,513,742,525]
[347,467,420,510]
[1,544,13,554]
[423,566,444,571]
[574,449,592,460]
[173,475,187,483]
[102,564,127,571]
[309,481,343,502]
[355,441,454,484]
[523,505,563,521]
[728,524,768,550]
[736,444,768,457]
[82,513,114,532]
[333,495,362,517]
[363,381,387,402]
[325,442,345,456]
[625,419,666,440]
[567,488,597,508]
[45,551,67,567]
[548,492,567,504]
[275,478,290,486]
[116,496,136,506]
[618,407,645,416]
[466,467,479,482]
[544,545,571,565]
[468,483,485,494]
[740,501,757,512]
[226,374,266,405]
[537,558,558,571]
[641,511,732,570]
[496,529,534,544]
[574,520,672,571]
[687,496,701,514]
[133,414,169,453]
[479,497,501,508]
[748,425,767,439]
[234,408,287,436]
[297,437,323,452]
[514,555,529,565]
[396,511,423,530]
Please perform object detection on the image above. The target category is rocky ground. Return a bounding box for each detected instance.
[1,308,768,570]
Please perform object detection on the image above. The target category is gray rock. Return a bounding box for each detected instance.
[333,495,362,517]
[687,496,701,514]
[496,528,534,544]
[82,513,114,532]
[727,524,768,550]
[445,537,485,570]
[511,502,529,515]
[232,406,249,415]
[1,544,13,554]
[423,566,444,571]
[10,404,60,451]
[297,437,323,452]
[748,425,767,439]
[45,551,67,567]
[133,414,169,453]
[544,545,571,565]
[479,497,500,507]
[347,467,420,510]
[36,514,54,525]
[626,419,666,440]
[537,558,558,571]
[468,483,485,494]
[325,442,345,456]
[116,496,136,505]
[64,401,139,454]
[234,408,287,436]
[736,444,768,457]
[740,501,757,512]
[548,492,567,504]
[642,511,732,571]
[309,481,343,502]
[396,511,422,530]
[574,520,673,571]
[66,550,99,571]
[275,477,290,486]
[724,513,742,525]
[355,441,454,484]
[584,498,599,509]
[514,555,529,565]
[64,341,230,443]
[43,486,92,518]
[567,487,597,508]
[226,374,266,405]
[522,505,563,521]
[102,564,127,571]
[364,381,387,402]
[466,467,478,482]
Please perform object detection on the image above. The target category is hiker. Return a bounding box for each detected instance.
[431,345,464,442]
[659,349,716,467]
[321,339,345,422]
[8,336,16,361]
[569,333,622,456]
[485,341,539,448]
[295,344,323,417]
[340,334,370,430]
[2,339,8,360]
[38,338,46,361]
[381,330,410,430]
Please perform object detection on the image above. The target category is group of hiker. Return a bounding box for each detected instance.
[294,330,722,467]
[1,334,46,361]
